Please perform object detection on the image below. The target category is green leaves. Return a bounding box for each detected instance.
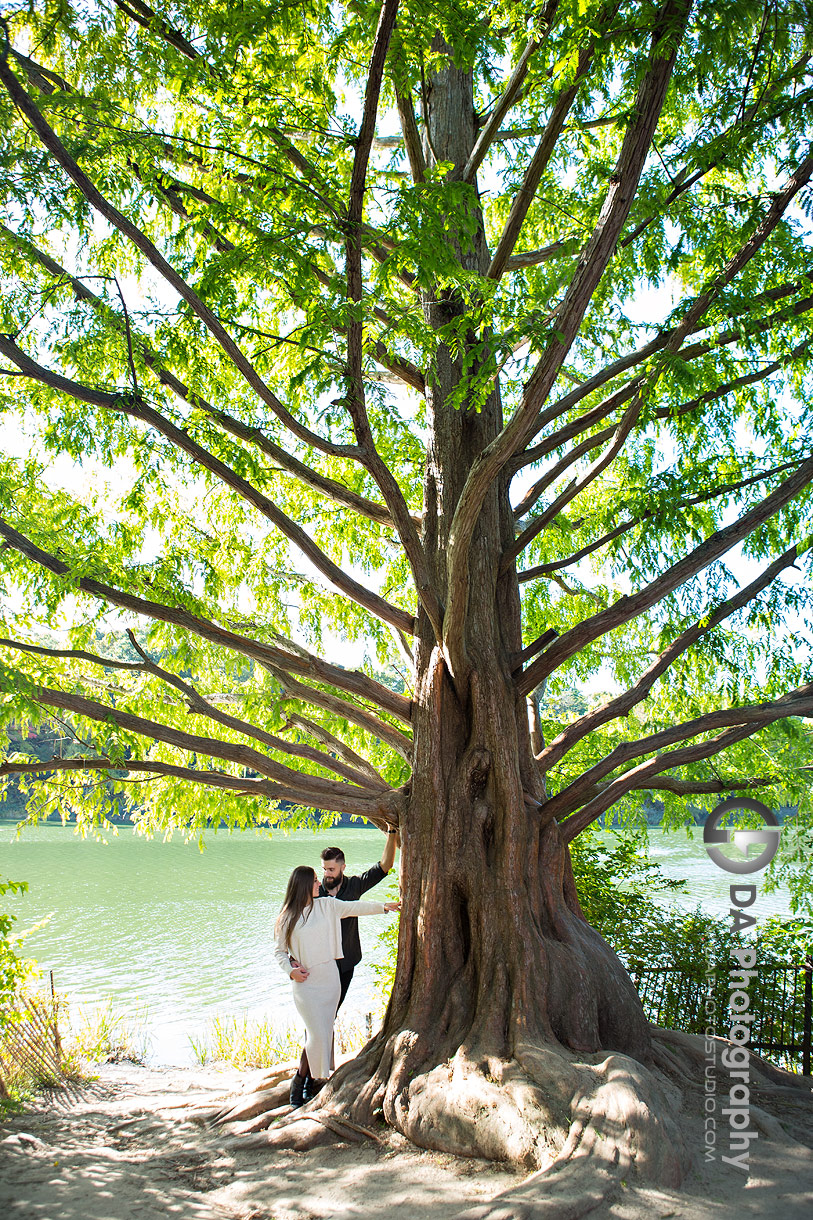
[0,0,812,838]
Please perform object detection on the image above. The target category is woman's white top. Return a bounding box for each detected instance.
[274,896,387,976]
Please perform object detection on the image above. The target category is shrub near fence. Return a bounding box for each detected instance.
[629,949,813,1076]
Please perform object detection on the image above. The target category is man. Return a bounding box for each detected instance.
[319,829,398,1009]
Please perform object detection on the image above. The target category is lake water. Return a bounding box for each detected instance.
[0,822,792,1065]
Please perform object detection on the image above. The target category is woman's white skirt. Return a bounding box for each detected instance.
[292,959,340,1079]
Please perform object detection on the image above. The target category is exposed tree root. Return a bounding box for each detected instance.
[651,1026,812,1092]
[212,1080,290,1126]
[212,1035,688,1189]
[209,1026,813,1219]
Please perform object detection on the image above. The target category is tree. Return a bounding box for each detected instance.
[1,0,813,1201]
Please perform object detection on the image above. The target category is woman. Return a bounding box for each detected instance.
[274,864,400,1107]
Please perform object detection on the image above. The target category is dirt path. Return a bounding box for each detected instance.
[1,1061,811,1220]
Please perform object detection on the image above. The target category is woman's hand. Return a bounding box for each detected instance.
[290,965,310,982]
[383,901,401,912]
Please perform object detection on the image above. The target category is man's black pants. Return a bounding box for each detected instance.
[337,966,354,1011]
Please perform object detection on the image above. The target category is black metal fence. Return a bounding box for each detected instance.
[629,950,813,1075]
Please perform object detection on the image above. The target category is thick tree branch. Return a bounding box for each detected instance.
[487,28,599,280]
[547,681,813,829]
[0,517,411,721]
[0,223,407,527]
[513,281,813,472]
[518,452,811,581]
[128,632,390,790]
[513,339,811,523]
[0,632,386,791]
[0,337,416,636]
[536,542,809,772]
[464,30,547,184]
[393,83,426,184]
[0,751,401,821]
[504,239,578,270]
[25,681,398,811]
[629,772,812,797]
[267,664,413,760]
[342,0,443,641]
[557,707,810,843]
[0,51,361,462]
[518,451,813,695]
[280,713,390,786]
[443,0,691,666]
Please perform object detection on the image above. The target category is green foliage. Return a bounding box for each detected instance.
[0,877,35,1030]
[66,997,150,1065]
[0,0,811,867]
[188,1008,371,1067]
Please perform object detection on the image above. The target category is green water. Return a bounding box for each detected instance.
[0,823,396,1064]
[0,822,791,1065]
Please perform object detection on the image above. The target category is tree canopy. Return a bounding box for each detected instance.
[1,0,812,876]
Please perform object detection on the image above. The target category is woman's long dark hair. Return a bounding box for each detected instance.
[276,866,317,951]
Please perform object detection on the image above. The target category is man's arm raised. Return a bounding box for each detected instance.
[380,827,398,874]
[354,829,399,895]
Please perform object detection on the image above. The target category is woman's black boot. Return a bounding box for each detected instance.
[304,1077,325,1100]
[289,1071,306,1108]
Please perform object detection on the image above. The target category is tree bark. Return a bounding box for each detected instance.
[306,36,674,1183]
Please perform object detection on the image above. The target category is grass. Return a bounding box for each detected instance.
[188,1008,380,1069]
[66,998,151,1066]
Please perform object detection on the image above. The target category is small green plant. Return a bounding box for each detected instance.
[1,878,36,1027]
[189,1008,378,1068]
[189,1014,301,1068]
[67,998,150,1065]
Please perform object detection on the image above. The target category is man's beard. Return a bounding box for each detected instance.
[323,874,340,890]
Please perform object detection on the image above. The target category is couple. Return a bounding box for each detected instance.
[274,833,400,1107]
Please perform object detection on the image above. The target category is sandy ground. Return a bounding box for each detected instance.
[1,1060,811,1220]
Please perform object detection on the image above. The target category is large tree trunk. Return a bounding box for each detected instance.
[264,37,688,1197]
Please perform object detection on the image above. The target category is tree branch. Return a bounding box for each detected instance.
[1,632,386,791]
[504,238,578,271]
[0,337,416,636]
[558,709,809,843]
[535,542,810,772]
[547,681,813,830]
[513,337,811,523]
[443,0,691,668]
[486,26,599,279]
[0,50,361,462]
[280,712,390,785]
[0,516,412,721]
[0,223,407,527]
[513,281,813,472]
[24,681,399,811]
[512,144,813,501]
[629,772,812,797]
[518,451,813,695]
[504,395,643,568]
[267,665,413,760]
[464,29,547,184]
[341,0,443,641]
[518,451,812,581]
[393,82,426,183]
[0,752,402,821]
